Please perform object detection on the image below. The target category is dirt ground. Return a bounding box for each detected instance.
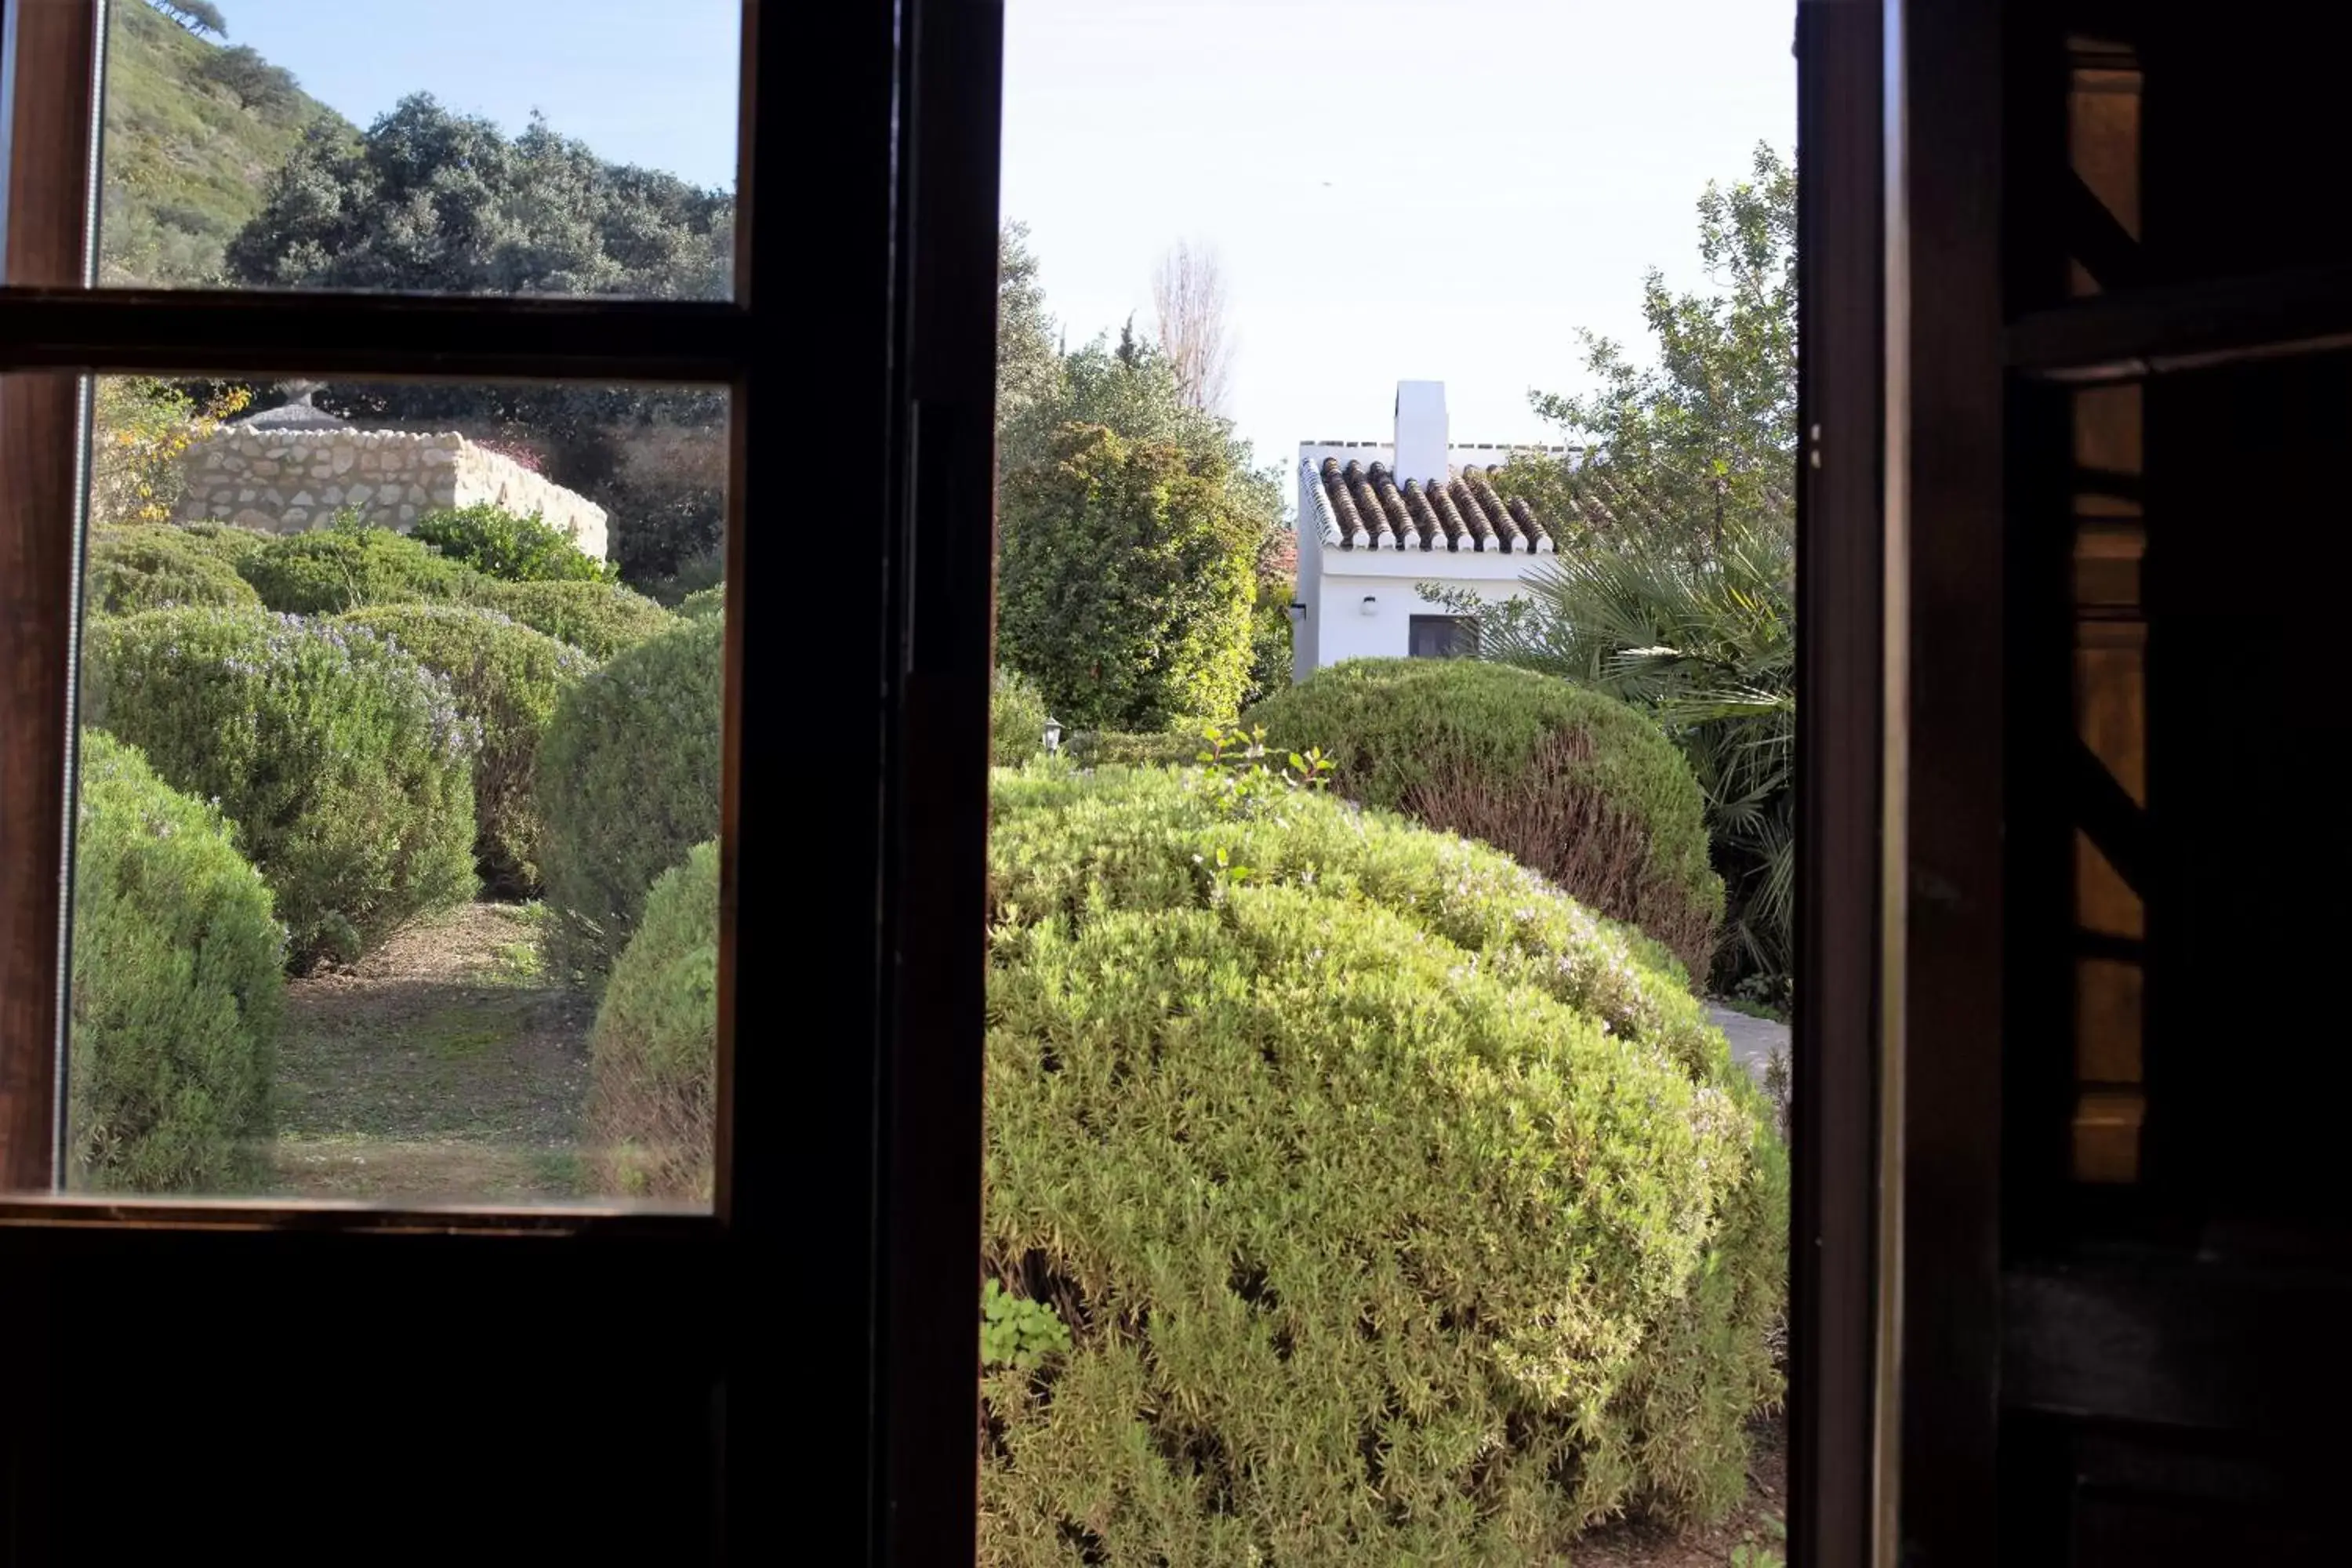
[1573,1417,1787,1567]
[268,901,597,1203]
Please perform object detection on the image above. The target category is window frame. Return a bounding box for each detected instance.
[0,0,1002,1557]
[0,0,1921,1561]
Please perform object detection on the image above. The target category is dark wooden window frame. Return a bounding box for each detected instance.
[0,0,1002,1558]
[0,0,1921,1561]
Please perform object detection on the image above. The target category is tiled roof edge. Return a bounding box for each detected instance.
[1300,456,1347,546]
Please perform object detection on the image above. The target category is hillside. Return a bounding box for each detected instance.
[100,0,347,285]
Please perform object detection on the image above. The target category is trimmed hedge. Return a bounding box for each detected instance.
[586,840,718,1200]
[69,731,283,1192]
[85,525,263,614]
[485,579,675,659]
[84,608,479,966]
[238,523,485,614]
[411,503,615,584]
[173,521,274,572]
[979,767,1784,1561]
[991,668,1050,767]
[1248,659,1724,979]
[537,614,723,982]
[676,583,726,621]
[337,604,594,895]
[1063,728,1200,768]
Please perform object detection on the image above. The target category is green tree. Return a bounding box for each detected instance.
[1439,145,1797,999]
[997,423,1260,730]
[225,96,734,583]
[151,0,227,37]
[197,45,299,114]
[1492,143,1794,560]
[996,223,1062,437]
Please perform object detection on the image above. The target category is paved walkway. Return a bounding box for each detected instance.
[1705,1003,1789,1087]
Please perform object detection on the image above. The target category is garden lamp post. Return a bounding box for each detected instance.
[1044,717,1063,756]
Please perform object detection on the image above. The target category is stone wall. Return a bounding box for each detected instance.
[173,428,609,561]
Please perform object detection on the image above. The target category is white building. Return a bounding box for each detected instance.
[1291,380,1567,680]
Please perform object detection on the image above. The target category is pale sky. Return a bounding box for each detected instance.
[208,0,1794,499]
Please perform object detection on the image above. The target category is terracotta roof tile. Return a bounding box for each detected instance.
[1308,456,1554,554]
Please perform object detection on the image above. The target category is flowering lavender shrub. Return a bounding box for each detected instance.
[337,604,596,897]
[483,578,674,659]
[69,731,284,1192]
[83,608,479,966]
[536,615,721,984]
[238,520,485,615]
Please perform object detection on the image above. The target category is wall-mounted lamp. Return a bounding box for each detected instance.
[1359,595,1378,617]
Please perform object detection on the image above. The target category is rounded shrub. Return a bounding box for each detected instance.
[337,604,595,896]
[173,521,274,571]
[1248,658,1724,980]
[85,525,263,615]
[536,613,723,982]
[1063,727,1200,768]
[990,667,1049,767]
[238,522,484,614]
[585,840,718,1200]
[411,503,615,584]
[484,579,674,659]
[69,730,283,1192]
[83,608,479,967]
[979,767,1784,1561]
[676,583,726,621]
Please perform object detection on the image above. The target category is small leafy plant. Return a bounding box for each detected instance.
[1190,721,1336,819]
[980,1279,1070,1372]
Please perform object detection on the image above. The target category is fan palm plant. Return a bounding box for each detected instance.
[1431,518,1793,995]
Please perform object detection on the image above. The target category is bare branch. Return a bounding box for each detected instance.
[1151,241,1234,414]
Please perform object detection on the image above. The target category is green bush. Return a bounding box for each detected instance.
[676,583,725,621]
[980,766,1784,1561]
[586,840,718,1200]
[83,608,479,966]
[537,614,723,981]
[237,521,485,614]
[68,730,283,1192]
[337,604,594,895]
[85,525,263,614]
[484,579,675,659]
[990,668,1050,767]
[1062,728,1200,768]
[997,422,1260,730]
[173,521,274,571]
[1247,659,1724,980]
[411,503,616,584]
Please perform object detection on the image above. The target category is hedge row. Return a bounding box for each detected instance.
[83,608,479,967]
[70,731,282,1191]
[586,840,719,1200]
[536,614,724,982]
[336,604,593,895]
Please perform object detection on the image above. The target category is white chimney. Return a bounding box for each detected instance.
[1392,380,1449,486]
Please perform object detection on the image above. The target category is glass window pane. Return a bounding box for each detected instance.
[99,0,739,299]
[52,372,726,1207]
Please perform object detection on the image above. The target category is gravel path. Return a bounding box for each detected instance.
[1705,1003,1789,1087]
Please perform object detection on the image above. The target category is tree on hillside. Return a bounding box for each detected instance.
[1492,142,1795,561]
[226,96,735,582]
[1152,240,1232,414]
[198,45,299,114]
[997,423,1261,730]
[151,0,227,37]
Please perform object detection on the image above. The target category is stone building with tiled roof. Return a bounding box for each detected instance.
[1291,380,1568,679]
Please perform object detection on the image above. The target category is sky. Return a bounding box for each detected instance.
[214,0,1793,501]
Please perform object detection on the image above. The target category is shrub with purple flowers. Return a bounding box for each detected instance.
[83,607,479,966]
[69,730,282,1191]
[338,604,595,896]
[536,614,722,983]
